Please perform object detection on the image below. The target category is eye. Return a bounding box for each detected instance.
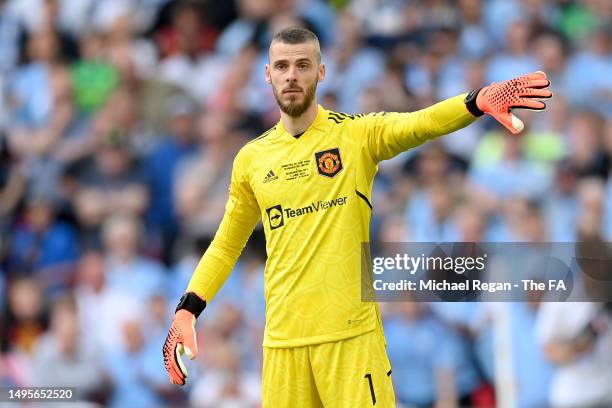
[275,63,287,70]
[298,63,310,69]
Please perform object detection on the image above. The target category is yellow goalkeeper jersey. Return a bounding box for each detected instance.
[187,94,476,348]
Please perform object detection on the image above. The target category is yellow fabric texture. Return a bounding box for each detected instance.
[262,328,395,407]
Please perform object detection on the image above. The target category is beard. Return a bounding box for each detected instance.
[272,78,318,117]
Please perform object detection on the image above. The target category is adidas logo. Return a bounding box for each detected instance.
[263,169,278,183]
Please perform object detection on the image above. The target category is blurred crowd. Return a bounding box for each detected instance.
[1,0,612,407]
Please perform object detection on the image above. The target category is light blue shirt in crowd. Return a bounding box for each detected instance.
[384,309,480,405]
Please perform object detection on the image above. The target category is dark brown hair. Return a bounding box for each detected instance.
[271,27,321,62]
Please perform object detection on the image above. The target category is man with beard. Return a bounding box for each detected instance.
[163,27,552,406]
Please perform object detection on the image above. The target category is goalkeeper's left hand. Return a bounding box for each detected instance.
[465,71,553,134]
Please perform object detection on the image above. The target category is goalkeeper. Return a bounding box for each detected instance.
[163,27,551,406]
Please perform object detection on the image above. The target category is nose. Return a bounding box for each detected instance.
[286,66,298,82]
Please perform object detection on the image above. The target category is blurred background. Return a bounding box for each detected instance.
[1,0,612,407]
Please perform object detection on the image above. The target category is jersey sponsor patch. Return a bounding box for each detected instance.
[266,204,284,230]
[284,196,347,218]
[265,196,348,230]
[315,148,343,178]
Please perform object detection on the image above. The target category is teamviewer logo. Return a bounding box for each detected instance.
[266,204,284,230]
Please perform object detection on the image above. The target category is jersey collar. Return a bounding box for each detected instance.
[277,104,329,139]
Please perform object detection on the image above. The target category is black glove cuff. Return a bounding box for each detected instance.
[464,88,485,117]
[175,292,207,318]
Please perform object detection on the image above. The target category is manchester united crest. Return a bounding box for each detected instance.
[315,147,343,178]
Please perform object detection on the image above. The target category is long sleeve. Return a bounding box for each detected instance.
[363,94,477,163]
[186,147,260,302]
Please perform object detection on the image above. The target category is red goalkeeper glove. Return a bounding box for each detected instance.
[465,71,553,134]
[163,292,206,386]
